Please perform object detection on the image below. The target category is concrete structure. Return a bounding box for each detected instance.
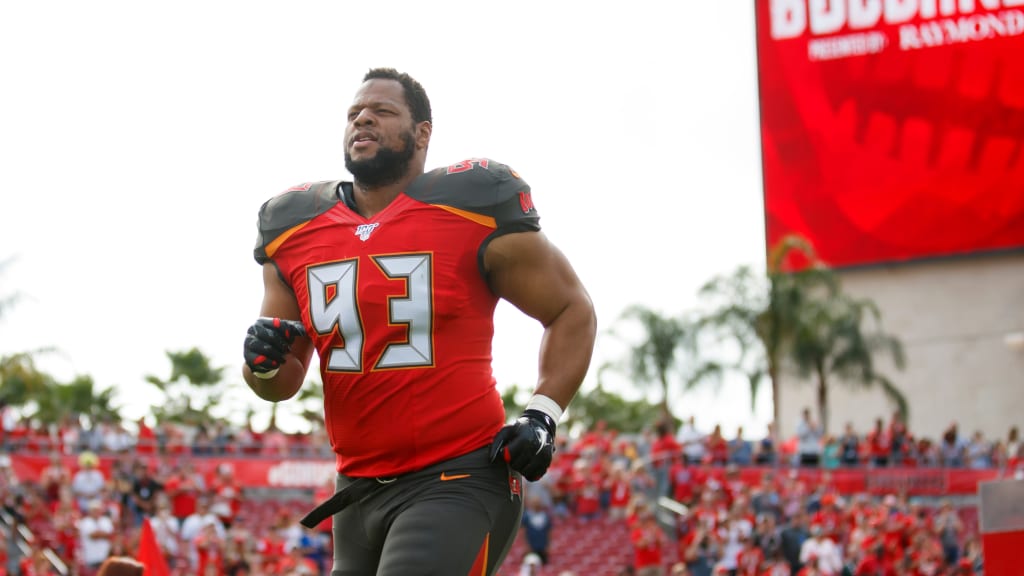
[777,251,1024,444]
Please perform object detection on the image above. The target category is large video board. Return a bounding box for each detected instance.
[756,0,1024,268]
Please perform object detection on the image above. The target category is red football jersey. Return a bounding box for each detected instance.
[254,159,540,477]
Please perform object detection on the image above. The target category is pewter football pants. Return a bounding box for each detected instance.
[330,446,524,576]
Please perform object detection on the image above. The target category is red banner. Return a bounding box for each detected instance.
[9,454,337,490]
[7,453,1005,494]
[732,466,1002,496]
[755,0,1024,269]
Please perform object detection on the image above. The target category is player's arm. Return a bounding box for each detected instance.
[242,262,315,402]
[485,230,596,409]
[485,230,596,481]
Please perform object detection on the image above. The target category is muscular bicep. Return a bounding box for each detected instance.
[484,232,589,325]
[259,262,315,366]
[260,263,301,318]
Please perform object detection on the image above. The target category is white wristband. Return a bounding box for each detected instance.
[525,394,563,424]
[252,367,279,380]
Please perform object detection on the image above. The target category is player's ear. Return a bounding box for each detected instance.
[415,121,432,150]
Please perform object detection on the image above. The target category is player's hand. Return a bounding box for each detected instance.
[489,409,556,482]
[243,317,306,378]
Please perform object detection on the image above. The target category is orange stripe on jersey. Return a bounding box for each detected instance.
[265,221,312,259]
[467,533,489,576]
[434,204,497,229]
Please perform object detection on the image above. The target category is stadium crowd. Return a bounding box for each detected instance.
[0,408,1020,576]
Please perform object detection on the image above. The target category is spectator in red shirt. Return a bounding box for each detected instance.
[52,492,81,566]
[887,413,912,466]
[651,420,681,498]
[574,474,602,521]
[690,490,725,534]
[135,417,157,455]
[209,464,243,528]
[164,461,204,523]
[193,522,225,576]
[669,454,697,506]
[607,464,633,522]
[736,532,765,576]
[867,418,891,468]
[577,420,613,454]
[706,425,729,466]
[40,452,70,505]
[631,510,666,576]
[811,493,843,543]
[255,525,289,574]
[854,543,894,576]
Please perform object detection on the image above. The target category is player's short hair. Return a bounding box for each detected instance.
[363,67,432,125]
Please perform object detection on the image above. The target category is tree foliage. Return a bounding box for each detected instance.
[34,375,122,425]
[698,265,770,412]
[0,353,122,425]
[565,381,664,435]
[697,235,906,431]
[145,348,228,425]
[605,306,721,424]
[791,292,907,433]
[500,371,663,436]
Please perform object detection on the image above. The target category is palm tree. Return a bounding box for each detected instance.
[698,265,769,413]
[564,362,664,434]
[34,375,122,425]
[145,348,227,424]
[0,352,55,412]
[607,305,720,424]
[790,292,907,433]
[698,235,838,426]
[0,353,121,427]
[763,236,841,425]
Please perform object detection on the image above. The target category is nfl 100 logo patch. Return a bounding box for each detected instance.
[354,223,380,242]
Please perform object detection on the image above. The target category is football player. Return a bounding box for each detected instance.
[243,67,596,575]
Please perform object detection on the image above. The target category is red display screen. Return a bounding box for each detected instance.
[755,0,1024,268]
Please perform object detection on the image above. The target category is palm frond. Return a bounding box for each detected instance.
[874,375,909,423]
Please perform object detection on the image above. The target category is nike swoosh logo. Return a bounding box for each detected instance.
[440,472,471,481]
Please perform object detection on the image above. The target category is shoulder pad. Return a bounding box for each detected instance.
[254,181,343,263]
[406,158,540,233]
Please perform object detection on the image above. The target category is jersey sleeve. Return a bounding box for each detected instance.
[253,181,342,264]
[406,158,541,236]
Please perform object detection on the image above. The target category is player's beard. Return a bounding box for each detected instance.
[345,129,416,189]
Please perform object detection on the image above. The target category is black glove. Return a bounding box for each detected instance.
[489,409,557,482]
[244,317,306,377]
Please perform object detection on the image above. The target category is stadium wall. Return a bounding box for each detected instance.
[777,251,1024,442]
